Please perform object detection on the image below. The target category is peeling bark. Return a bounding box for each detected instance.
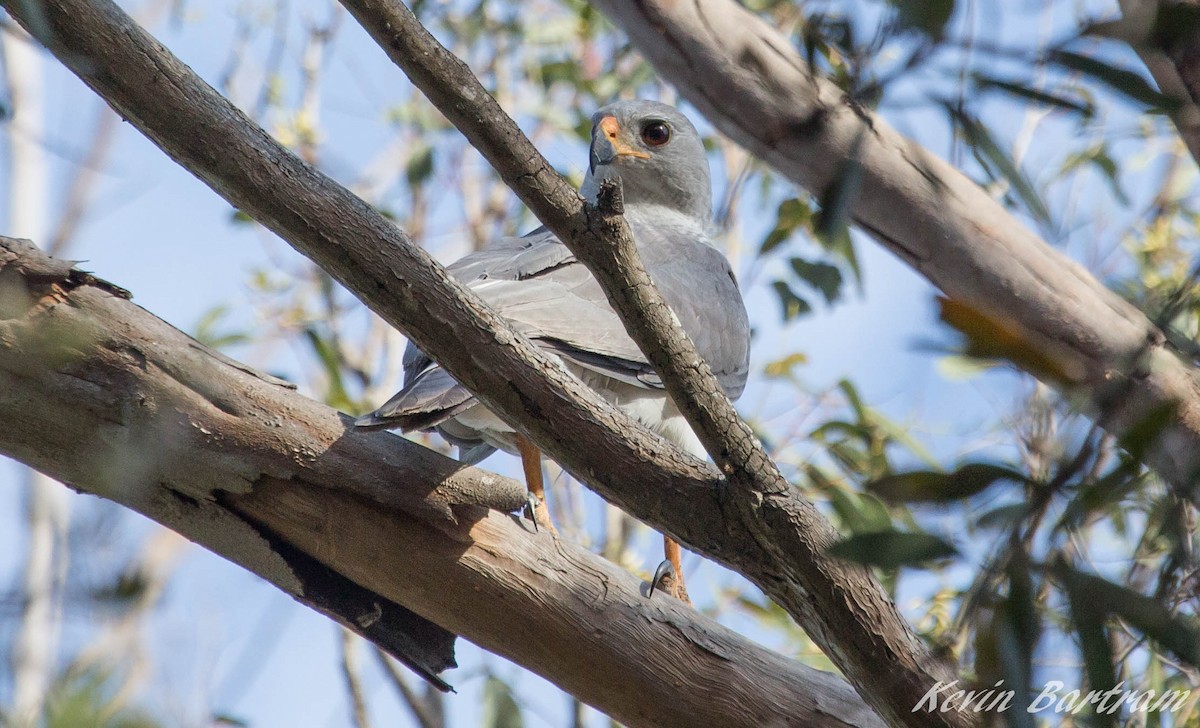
[0,236,883,728]
[0,1,968,725]
[593,0,1200,496]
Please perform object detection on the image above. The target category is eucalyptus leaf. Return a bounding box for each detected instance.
[972,73,1093,118]
[790,256,843,305]
[946,104,1052,226]
[482,676,524,728]
[771,280,812,321]
[828,532,958,568]
[1048,49,1180,112]
[868,463,1022,503]
[1058,564,1200,668]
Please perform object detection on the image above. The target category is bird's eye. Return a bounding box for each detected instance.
[641,121,671,147]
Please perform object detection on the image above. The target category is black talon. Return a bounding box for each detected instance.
[649,559,675,599]
[524,494,540,532]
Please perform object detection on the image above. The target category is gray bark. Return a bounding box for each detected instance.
[593,0,1200,494]
[1115,0,1200,167]
[0,235,883,728]
[0,1,966,726]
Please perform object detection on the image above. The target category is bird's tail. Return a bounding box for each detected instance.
[354,366,475,432]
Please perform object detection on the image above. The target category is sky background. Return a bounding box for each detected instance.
[0,0,1180,725]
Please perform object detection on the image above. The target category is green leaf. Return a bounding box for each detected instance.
[193,305,252,350]
[759,198,812,255]
[946,105,1052,226]
[1060,144,1128,204]
[43,669,164,728]
[789,257,843,305]
[868,463,1023,503]
[938,297,1085,384]
[1056,463,1144,530]
[888,0,955,37]
[229,209,255,225]
[809,467,894,534]
[974,502,1028,530]
[1058,564,1200,668]
[1048,49,1180,111]
[972,73,1094,118]
[823,224,863,290]
[828,531,957,568]
[1005,554,1040,659]
[994,560,1038,728]
[303,327,353,410]
[837,379,868,423]
[815,141,864,243]
[90,569,150,606]
[770,280,812,321]
[1058,565,1119,724]
[1118,402,1179,462]
[481,676,523,728]
[406,144,436,187]
[763,352,807,379]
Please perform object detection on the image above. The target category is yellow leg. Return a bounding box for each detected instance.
[515,434,556,534]
[650,536,691,603]
[663,536,690,603]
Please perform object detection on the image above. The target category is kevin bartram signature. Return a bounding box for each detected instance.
[913,680,1191,715]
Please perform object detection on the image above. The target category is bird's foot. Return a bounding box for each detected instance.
[524,493,558,535]
[648,559,690,604]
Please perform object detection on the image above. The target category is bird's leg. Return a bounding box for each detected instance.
[515,434,556,535]
[650,535,691,604]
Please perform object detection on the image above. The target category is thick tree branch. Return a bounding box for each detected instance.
[0,1,970,726]
[335,4,971,727]
[593,0,1200,494]
[0,236,884,728]
[1115,0,1200,168]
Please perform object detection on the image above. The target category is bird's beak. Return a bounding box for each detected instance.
[589,115,650,173]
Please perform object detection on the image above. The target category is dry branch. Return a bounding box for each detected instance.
[593,0,1200,495]
[0,236,883,728]
[336,2,967,725]
[0,0,970,725]
[1115,0,1200,168]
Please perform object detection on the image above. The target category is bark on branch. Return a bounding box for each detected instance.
[335,3,968,726]
[1116,0,1200,168]
[1,1,967,725]
[593,0,1200,495]
[0,236,884,728]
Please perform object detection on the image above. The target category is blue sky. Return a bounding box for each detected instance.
[0,0,1176,725]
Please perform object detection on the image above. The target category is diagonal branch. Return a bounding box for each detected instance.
[335,4,968,727]
[1,1,966,724]
[0,235,884,728]
[1114,0,1200,168]
[593,0,1200,495]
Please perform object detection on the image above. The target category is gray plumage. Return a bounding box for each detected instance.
[356,100,750,464]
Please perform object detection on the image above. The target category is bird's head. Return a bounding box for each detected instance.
[582,100,712,223]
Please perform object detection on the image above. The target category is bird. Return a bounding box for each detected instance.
[356,100,750,602]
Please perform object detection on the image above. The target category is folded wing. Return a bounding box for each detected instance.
[356,223,750,463]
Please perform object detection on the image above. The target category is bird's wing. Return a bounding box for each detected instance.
[359,227,642,430]
[360,222,751,431]
[635,231,752,398]
[396,226,577,382]
[406,226,652,379]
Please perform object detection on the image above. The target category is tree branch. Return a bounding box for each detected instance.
[0,236,884,728]
[0,1,969,725]
[1115,0,1200,168]
[593,0,1200,494]
[335,4,971,726]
